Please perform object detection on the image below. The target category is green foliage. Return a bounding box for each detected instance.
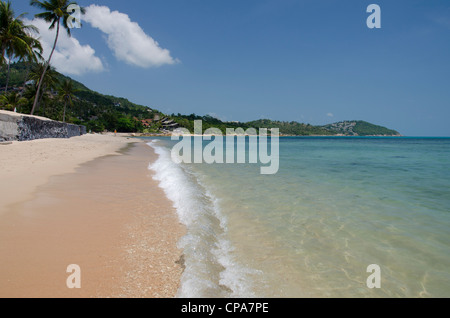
[29,0,86,115]
[246,119,333,136]
[169,115,334,136]
[322,120,401,136]
[116,117,134,132]
[0,61,26,86]
[0,1,40,66]
[1,62,156,133]
[353,121,400,136]
[86,120,104,133]
[0,91,27,110]
[29,0,86,37]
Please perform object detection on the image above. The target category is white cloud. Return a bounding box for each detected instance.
[327,113,334,117]
[84,5,179,68]
[207,112,226,121]
[25,18,105,76]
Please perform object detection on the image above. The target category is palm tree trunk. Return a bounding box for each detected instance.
[37,83,46,115]
[31,19,60,115]
[63,100,67,123]
[4,57,11,94]
[22,61,31,88]
[1,47,5,66]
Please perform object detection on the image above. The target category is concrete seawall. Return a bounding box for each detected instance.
[0,110,86,142]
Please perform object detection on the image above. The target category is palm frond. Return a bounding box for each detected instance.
[29,1,51,11]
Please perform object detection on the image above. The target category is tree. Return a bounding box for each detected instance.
[58,79,77,122]
[29,0,84,115]
[0,91,27,111]
[19,34,43,86]
[28,62,58,114]
[0,1,38,92]
[116,116,134,132]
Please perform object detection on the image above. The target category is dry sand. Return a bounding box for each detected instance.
[0,133,137,214]
[0,134,185,298]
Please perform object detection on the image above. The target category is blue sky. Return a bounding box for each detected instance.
[13,0,450,136]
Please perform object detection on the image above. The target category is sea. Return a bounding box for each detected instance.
[144,136,450,298]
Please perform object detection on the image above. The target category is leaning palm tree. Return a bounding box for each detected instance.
[28,62,58,113]
[58,79,77,122]
[29,0,84,115]
[29,61,57,88]
[0,91,28,111]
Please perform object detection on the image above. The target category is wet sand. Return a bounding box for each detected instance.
[0,139,185,298]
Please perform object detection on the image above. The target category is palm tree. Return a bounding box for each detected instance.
[29,62,58,114]
[0,0,17,65]
[29,0,84,115]
[58,79,77,122]
[0,91,27,111]
[29,61,57,88]
[0,1,38,92]
[19,34,43,87]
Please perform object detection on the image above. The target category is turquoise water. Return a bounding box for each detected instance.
[147,137,450,298]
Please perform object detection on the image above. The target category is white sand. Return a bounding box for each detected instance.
[0,133,139,214]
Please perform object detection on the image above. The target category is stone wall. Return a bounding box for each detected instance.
[0,110,86,142]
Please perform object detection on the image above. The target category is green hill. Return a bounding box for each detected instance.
[1,62,401,136]
[322,121,401,136]
[1,62,163,133]
[244,119,333,136]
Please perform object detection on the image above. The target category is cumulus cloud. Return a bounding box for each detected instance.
[327,113,334,117]
[84,5,179,68]
[25,18,105,76]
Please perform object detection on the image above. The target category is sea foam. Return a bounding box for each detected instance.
[147,140,259,297]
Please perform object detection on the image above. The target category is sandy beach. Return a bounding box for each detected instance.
[0,134,185,298]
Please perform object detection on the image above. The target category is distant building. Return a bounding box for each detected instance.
[159,117,179,131]
[141,119,153,127]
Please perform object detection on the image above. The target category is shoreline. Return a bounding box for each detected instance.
[135,133,404,137]
[0,135,185,297]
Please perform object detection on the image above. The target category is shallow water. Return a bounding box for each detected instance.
[147,137,450,297]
